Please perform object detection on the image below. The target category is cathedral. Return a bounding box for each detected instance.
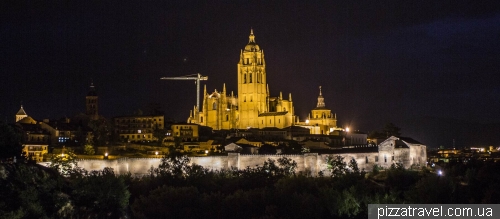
[188,29,295,130]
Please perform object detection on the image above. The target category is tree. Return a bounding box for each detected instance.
[0,122,22,160]
[382,122,401,137]
[259,144,277,154]
[153,125,167,146]
[326,155,348,177]
[88,118,111,146]
[83,143,95,155]
[348,158,361,174]
[71,167,130,218]
[49,148,78,176]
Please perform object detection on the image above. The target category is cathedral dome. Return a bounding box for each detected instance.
[245,43,260,52]
[244,29,260,52]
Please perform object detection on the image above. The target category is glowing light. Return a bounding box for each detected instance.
[155,151,158,155]
[346,127,350,132]
[205,150,209,154]
[305,120,309,124]
[105,152,108,157]
[438,170,442,176]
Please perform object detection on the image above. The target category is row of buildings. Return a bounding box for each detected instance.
[13,29,427,170]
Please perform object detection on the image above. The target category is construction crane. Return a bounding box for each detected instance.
[160,73,208,113]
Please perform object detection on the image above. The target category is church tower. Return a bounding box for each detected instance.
[237,29,268,128]
[86,82,98,120]
[16,105,28,122]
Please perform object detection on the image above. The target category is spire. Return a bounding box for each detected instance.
[16,105,27,115]
[317,86,325,108]
[249,28,255,43]
[223,83,226,94]
[289,93,292,102]
[266,84,269,96]
[204,84,207,95]
[279,92,283,100]
[87,81,97,96]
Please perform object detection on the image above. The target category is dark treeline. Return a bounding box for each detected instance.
[1,153,500,218]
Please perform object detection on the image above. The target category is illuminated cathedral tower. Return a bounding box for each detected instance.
[188,29,295,130]
[86,82,98,120]
[237,29,269,128]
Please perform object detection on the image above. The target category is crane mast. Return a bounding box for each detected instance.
[160,73,208,114]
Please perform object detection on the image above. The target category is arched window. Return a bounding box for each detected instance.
[226,115,229,121]
[200,117,203,123]
[212,102,217,110]
[244,74,247,83]
[249,73,252,83]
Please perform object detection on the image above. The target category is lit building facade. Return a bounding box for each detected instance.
[171,123,199,141]
[188,29,295,130]
[114,115,164,142]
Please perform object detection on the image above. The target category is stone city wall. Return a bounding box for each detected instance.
[75,153,389,177]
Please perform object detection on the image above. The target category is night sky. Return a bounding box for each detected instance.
[2,1,500,138]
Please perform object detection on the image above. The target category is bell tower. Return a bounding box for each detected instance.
[237,29,268,128]
[86,82,98,120]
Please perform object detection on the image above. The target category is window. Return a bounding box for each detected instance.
[375,156,379,162]
[366,156,369,164]
[213,102,217,110]
[226,115,229,121]
[249,73,252,83]
[384,155,387,163]
[392,156,394,161]
[244,74,247,83]
[200,117,203,122]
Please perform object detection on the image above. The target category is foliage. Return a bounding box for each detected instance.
[83,143,95,155]
[0,122,23,160]
[259,144,277,154]
[49,149,78,176]
[70,167,130,218]
[88,118,111,146]
[0,163,72,218]
[382,122,401,137]
[152,125,167,146]
[326,155,348,177]
[348,158,361,174]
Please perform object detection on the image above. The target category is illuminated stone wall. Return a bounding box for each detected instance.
[75,153,380,177]
[75,144,426,176]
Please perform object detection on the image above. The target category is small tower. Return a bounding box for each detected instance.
[16,105,28,122]
[86,82,98,120]
[317,86,325,108]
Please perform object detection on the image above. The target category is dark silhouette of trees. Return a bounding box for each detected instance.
[0,122,22,160]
